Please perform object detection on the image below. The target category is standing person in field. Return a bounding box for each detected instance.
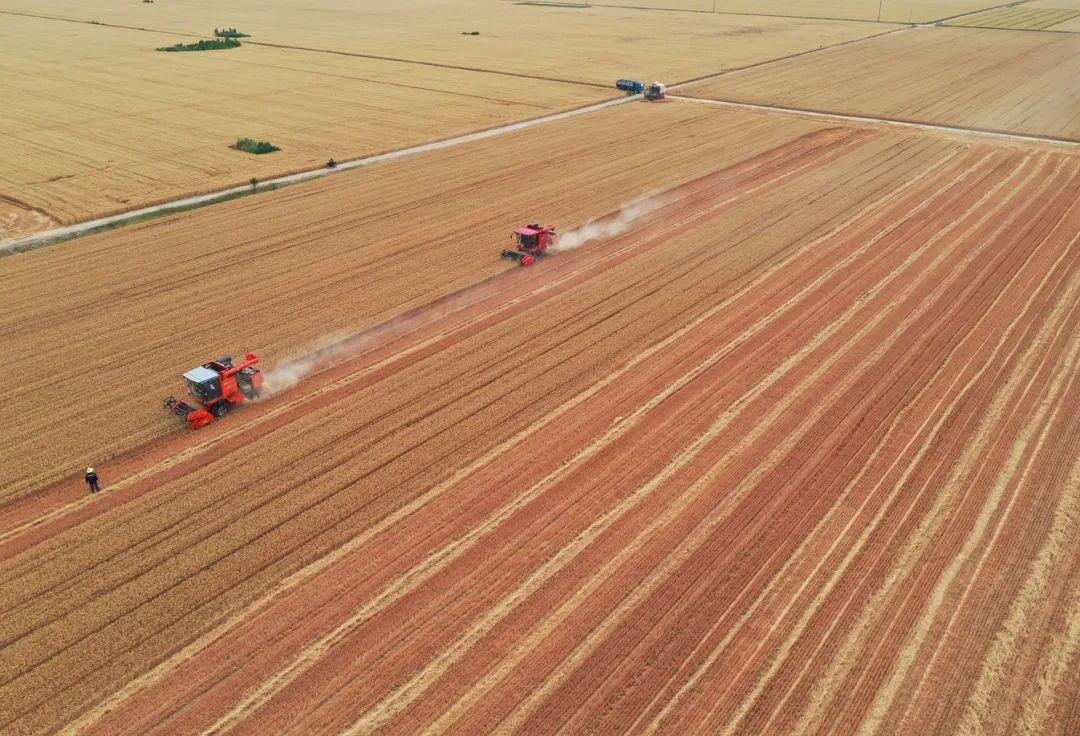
[85,467,100,494]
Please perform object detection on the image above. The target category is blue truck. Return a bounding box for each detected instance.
[616,79,645,94]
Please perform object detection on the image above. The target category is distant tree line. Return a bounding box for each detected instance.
[235,138,280,155]
[214,27,250,38]
[156,38,241,52]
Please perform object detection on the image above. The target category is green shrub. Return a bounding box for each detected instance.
[156,38,241,52]
[235,138,280,155]
[214,27,250,38]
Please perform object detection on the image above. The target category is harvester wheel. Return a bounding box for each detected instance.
[211,401,230,418]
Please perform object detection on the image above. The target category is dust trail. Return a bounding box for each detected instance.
[260,329,359,397]
[262,192,665,396]
[259,276,508,397]
[551,194,665,252]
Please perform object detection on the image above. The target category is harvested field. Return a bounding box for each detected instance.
[0,102,827,502]
[946,5,1080,28]
[590,0,1013,22]
[2,97,1079,735]
[681,26,1080,141]
[0,13,607,229]
[0,1,894,84]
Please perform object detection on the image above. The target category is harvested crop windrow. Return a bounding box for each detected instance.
[0,93,1077,735]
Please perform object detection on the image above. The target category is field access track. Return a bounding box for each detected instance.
[0,114,1078,734]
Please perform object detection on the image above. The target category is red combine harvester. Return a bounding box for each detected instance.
[164,353,263,429]
[502,223,558,266]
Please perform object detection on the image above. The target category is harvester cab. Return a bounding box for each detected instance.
[501,223,558,266]
[165,352,263,429]
[644,82,666,101]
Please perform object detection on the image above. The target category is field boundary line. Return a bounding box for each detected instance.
[567,3,905,24]
[670,95,1080,147]
[586,0,1036,25]
[667,26,913,88]
[0,9,610,89]
[933,0,1029,24]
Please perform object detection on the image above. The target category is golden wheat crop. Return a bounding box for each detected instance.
[681,26,1080,140]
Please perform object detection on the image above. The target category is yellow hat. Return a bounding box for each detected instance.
[87,467,94,473]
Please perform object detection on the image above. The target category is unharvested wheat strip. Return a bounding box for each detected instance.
[332,152,1011,736]
[61,145,958,736]
[486,151,1034,736]
[638,153,1058,736]
[958,452,1080,734]
[858,279,1080,734]
[895,225,1080,729]
[0,130,853,554]
[792,252,1079,736]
